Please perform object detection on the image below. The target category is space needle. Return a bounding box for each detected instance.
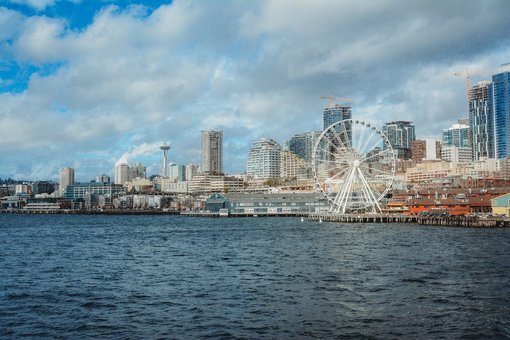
[160,143,171,177]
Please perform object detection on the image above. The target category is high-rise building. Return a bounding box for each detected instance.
[129,162,146,180]
[382,121,415,160]
[442,122,470,148]
[492,69,510,159]
[411,139,441,162]
[323,104,351,130]
[115,163,130,185]
[469,80,493,160]
[201,130,223,175]
[96,174,110,184]
[60,167,75,193]
[287,131,322,163]
[169,163,186,182]
[246,138,282,179]
[185,164,199,181]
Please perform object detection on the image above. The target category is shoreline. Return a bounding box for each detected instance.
[2,209,510,227]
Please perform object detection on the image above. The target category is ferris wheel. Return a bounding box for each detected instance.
[312,119,396,214]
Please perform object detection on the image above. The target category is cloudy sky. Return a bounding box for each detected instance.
[1,0,510,181]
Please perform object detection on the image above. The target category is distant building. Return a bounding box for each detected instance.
[492,69,510,159]
[411,139,441,162]
[60,167,75,194]
[115,163,130,185]
[469,80,493,160]
[280,150,309,180]
[201,130,223,175]
[442,122,471,148]
[323,104,351,131]
[441,146,473,164]
[64,182,125,207]
[169,163,186,182]
[185,164,199,181]
[246,138,282,179]
[129,162,146,180]
[31,181,56,195]
[383,121,415,160]
[96,174,110,184]
[287,131,322,163]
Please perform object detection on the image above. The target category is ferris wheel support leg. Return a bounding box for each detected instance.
[336,166,357,214]
[356,167,382,214]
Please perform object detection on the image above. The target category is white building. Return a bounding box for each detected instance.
[115,163,130,185]
[247,138,282,179]
[185,164,199,181]
[60,167,75,194]
[441,146,473,164]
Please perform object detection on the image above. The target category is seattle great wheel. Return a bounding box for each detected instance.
[312,119,396,214]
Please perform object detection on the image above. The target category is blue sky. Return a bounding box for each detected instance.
[1,0,510,181]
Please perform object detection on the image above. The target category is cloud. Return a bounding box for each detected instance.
[9,0,57,11]
[1,0,510,179]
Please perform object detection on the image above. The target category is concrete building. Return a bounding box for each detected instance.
[129,162,146,180]
[469,80,493,160]
[383,121,415,160]
[201,130,223,175]
[96,174,110,184]
[64,182,125,208]
[169,163,186,182]
[280,150,310,180]
[115,163,130,185]
[411,139,441,162]
[161,179,188,193]
[185,164,199,181]
[441,146,473,164]
[405,161,453,183]
[246,138,282,179]
[59,167,75,194]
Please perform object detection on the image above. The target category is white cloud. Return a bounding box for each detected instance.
[1,0,510,178]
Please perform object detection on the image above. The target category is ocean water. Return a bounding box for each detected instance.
[1,214,509,338]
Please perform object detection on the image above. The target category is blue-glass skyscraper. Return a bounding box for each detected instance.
[492,69,510,159]
[323,104,352,130]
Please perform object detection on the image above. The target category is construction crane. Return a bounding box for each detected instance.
[320,96,353,108]
[453,69,473,102]
[454,67,492,102]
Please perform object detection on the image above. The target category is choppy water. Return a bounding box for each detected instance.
[1,214,510,338]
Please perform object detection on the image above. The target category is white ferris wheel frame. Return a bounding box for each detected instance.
[312,119,396,214]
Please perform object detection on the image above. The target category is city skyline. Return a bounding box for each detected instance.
[1,0,510,180]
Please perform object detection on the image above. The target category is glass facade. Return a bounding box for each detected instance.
[382,121,415,160]
[492,71,510,159]
[469,80,493,160]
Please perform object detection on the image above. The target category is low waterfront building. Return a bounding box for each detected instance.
[205,192,330,214]
[0,195,24,209]
[64,182,125,208]
[161,179,188,193]
[491,193,510,217]
[23,202,61,212]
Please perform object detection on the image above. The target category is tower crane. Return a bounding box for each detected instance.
[320,96,353,108]
[453,68,492,102]
[453,69,473,102]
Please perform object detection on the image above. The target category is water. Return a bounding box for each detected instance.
[1,214,510,338]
